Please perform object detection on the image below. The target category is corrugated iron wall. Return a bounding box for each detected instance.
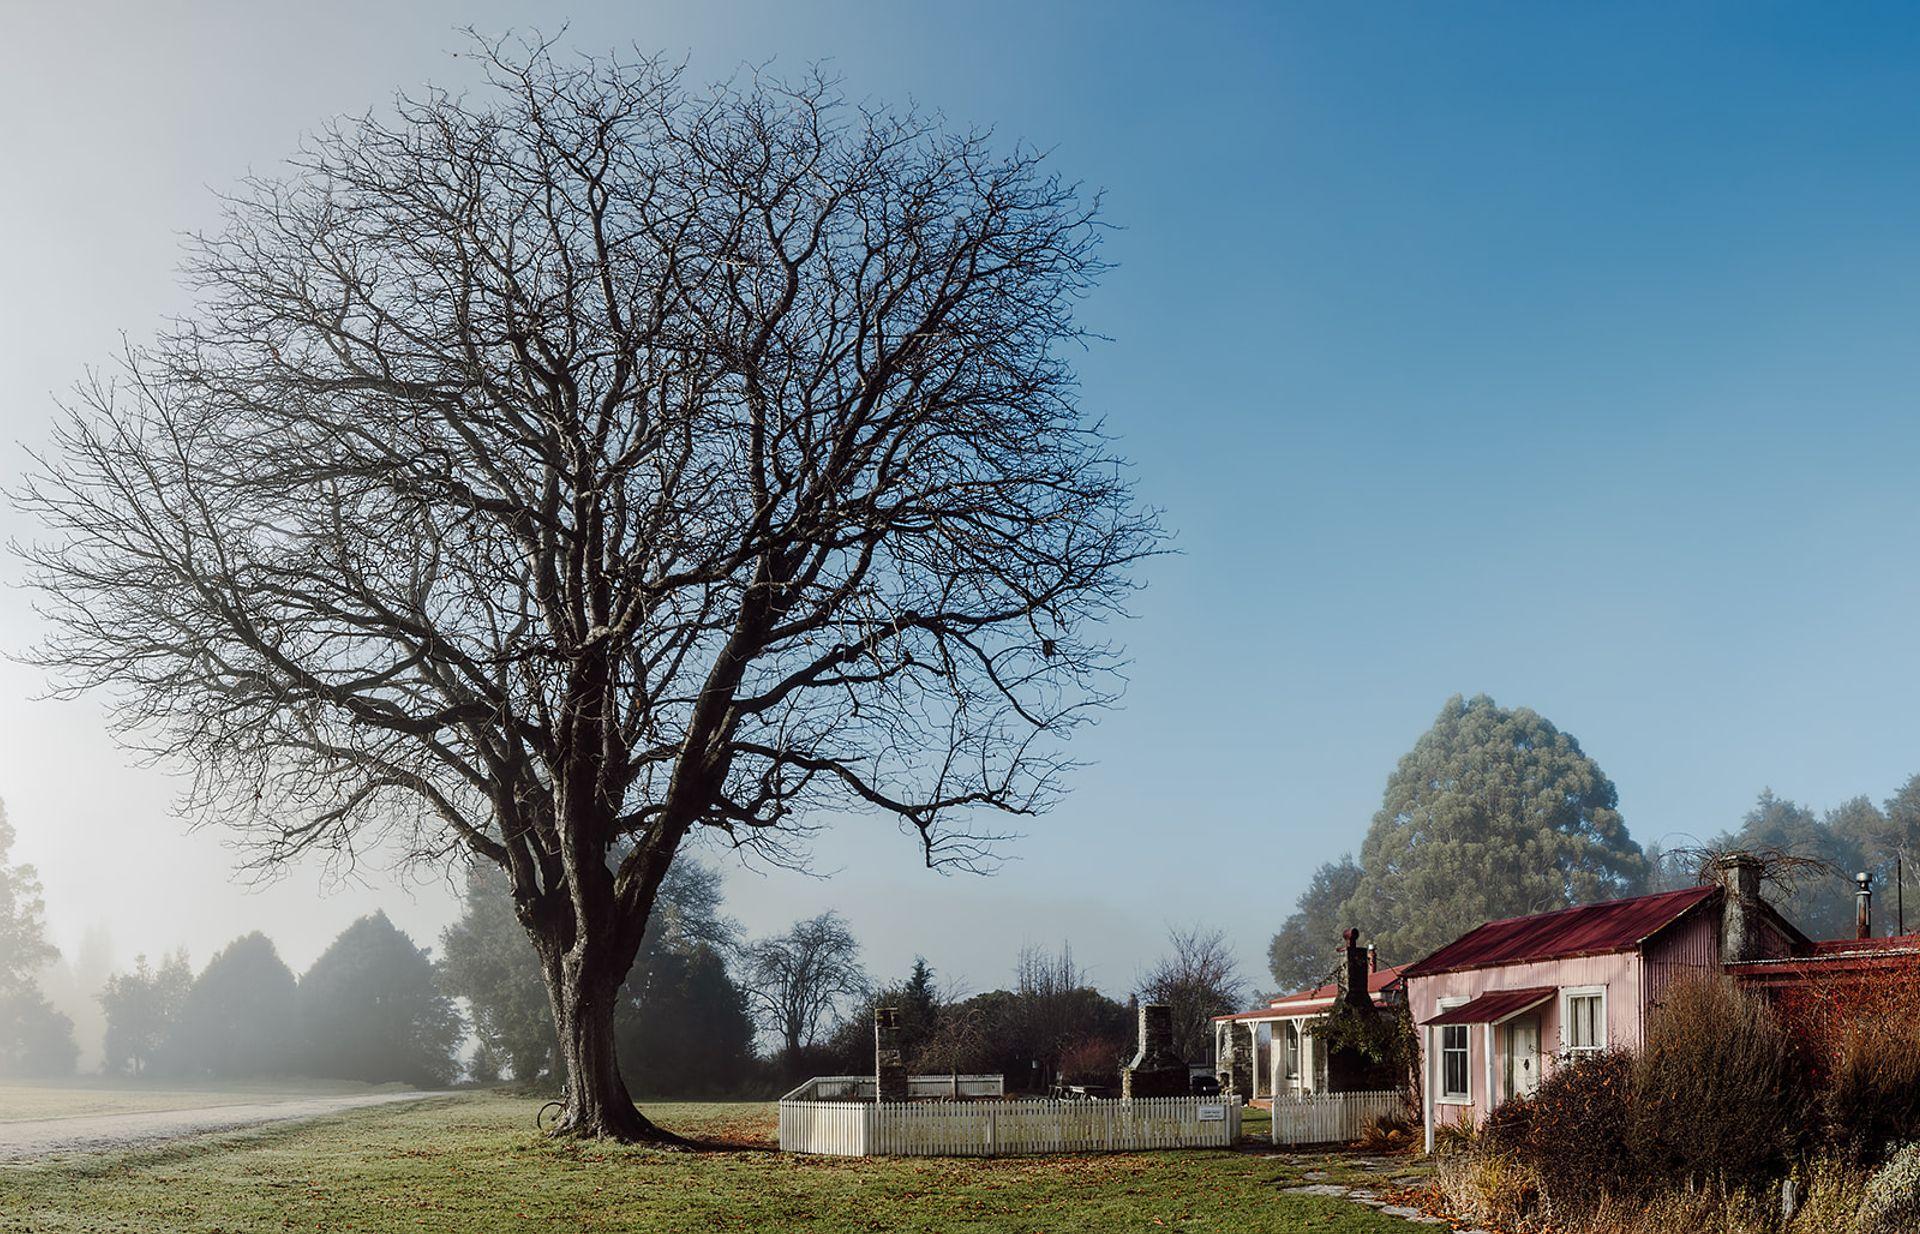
[1641,909,1720,1015]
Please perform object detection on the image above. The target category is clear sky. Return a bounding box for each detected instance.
[4,2,1920,1007]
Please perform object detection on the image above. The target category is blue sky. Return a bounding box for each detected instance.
[3,2,1919,1004]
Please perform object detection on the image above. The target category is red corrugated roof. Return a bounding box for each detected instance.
[1212,965,1406,1022]
[1402,885,1720,979]
[1810,933,1920,955]
[1422,987,1556,1026]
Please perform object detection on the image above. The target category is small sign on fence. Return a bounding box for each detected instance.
[1197,1104,1226,1122]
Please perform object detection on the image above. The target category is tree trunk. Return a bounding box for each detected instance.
[542,945,685,1146]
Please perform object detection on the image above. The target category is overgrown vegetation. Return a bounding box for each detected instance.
[1434,973,1920,1233]
[1632,976,1806,1192]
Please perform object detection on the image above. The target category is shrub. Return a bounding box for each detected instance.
[1631,975,1808,1192]
[1354,1110,1414,1153]
[1432,1112,1478,1157]
[1826,1015,1920,1166]
[1432,1142,1540,1230]
[1496,1047,1637,1211]
[1860,1142,1920,1234]
[1789,1156,1872,1234]
[1056,1035,1123,1087]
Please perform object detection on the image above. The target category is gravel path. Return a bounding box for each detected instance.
[0,1090,443,1161]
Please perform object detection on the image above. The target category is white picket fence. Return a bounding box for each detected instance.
[780,1095,1242,1157]
[1269,1089,1407,1146]
[780,1074,1006,1102]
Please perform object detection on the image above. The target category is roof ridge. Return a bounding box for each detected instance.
[1467,883,1713,931]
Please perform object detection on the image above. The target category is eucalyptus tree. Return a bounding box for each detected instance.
[1267,855,1363,991]
[16,42,1157,1139]
[1342,695,1646,962]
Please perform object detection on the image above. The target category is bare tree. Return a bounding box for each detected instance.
[12,40,1159,1140]
[1136,925,1246,1063]
[739,911,868,1065]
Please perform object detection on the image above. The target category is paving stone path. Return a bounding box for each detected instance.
[1273,1152,1492,1232]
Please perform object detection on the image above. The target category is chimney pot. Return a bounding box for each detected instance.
[1857,872,1874,941]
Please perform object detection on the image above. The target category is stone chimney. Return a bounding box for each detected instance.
[1121,1003,1189,1099]
[1715,855,1765,963]
[874,1007,908,1102]
[1857,872,1874,940]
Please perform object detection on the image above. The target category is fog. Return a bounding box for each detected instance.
[8,1,1920,1073]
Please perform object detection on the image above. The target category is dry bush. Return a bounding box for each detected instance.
[1561,1188,1777,1234]
[1491,1048,1637,1212]
[1789,1157,1872,1234]
[1431,1112,1478,1157]
[1633,975,1809,1192]
[1772,954,1920,1166]
[1826,1016,1920,1166]
[1354,1110,1414,1153]
[1433,1141,1541,1231]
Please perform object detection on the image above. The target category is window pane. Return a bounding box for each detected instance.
[1440,1025,1468,1098]
[1568,995,1602,1049]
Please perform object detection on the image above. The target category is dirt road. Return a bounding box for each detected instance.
[0,1090,443,1161]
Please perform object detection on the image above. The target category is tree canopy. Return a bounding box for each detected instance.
[16,39,1156,1140]
[1267,856,1363,992]
[1712,790,1866,941]
[741,911,868,1063]
[300,913,463,1088]
[98,951,192,1076]
[1338,695,1645,963]
[1136,924,1245,1063]
[168,932,299,1078]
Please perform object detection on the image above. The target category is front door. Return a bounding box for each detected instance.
[1505,1016,1541,1100]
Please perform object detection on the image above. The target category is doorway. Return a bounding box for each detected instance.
[1503,1015,1541,1101]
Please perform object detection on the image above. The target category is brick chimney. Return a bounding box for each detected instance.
[874,1007,907,1101]
[1338,928,1371,1010]
[1715,855,1765,963]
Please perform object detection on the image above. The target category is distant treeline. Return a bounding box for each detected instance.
[5,794,1252,1094]
[98,915,458,1086]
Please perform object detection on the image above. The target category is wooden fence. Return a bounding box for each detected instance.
[779,1074,1006,1102]
[779,1095,1242,1157]
[1269,1089,1407,1146]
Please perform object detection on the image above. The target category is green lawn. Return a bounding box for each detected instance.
[0,1094,1432,1232]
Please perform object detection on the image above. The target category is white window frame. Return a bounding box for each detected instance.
[1435,996,1471,1105]
[1561,986,1607,1055]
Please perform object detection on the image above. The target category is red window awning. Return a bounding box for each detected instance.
[1422,987,1556,1027]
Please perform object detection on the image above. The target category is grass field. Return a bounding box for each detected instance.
[0,1093,1434,1232]
[0,1076,411,1122]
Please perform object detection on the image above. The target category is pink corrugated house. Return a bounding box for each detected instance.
[1403,857,1810,1152]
